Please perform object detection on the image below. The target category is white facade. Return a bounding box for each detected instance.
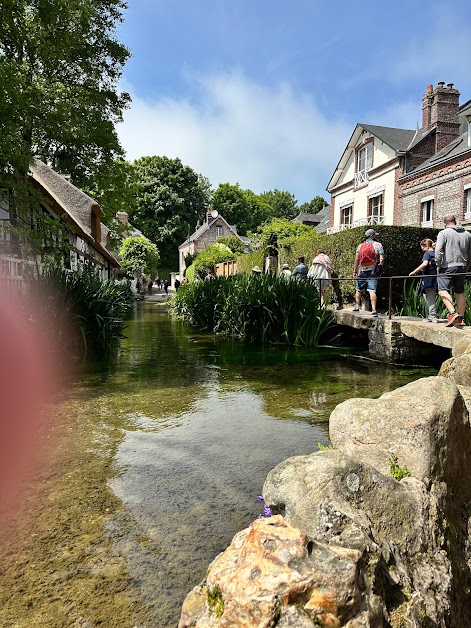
[327,126,407,234]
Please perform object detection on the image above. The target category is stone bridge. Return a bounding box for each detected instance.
[332,308,471,363]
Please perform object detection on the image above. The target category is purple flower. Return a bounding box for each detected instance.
[257,495,264,502]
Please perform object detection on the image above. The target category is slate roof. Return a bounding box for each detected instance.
[292,212,320,225]
[402,130,471,177]
[179,214,243,247]
[360,124,416,152]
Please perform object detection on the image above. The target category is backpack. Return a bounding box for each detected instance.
[358,241,377,267]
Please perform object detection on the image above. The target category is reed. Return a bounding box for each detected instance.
[400,278,471,324]
[32,266,135,357]
[172,274,333,346]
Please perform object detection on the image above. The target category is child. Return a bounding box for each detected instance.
[408,239,438,323]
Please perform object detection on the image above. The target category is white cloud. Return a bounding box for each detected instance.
[117,71,351,203]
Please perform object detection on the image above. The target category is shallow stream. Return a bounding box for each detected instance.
[0,302,436,627]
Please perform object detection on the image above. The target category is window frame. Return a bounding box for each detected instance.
[420,196,434,227]
[341,205,353,226]
[368,193,384,224]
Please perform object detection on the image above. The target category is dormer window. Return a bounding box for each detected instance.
[355,141,373,188]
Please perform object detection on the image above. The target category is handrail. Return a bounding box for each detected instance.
[325,271,471,321]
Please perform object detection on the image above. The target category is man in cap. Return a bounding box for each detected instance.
[352,229,385,317]
[280,263,292,279]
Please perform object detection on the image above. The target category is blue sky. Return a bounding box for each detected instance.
[116,1,471,204]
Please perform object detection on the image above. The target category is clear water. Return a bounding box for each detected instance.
[76,302,435,626]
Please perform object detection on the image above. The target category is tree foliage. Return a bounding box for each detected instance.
[215,235,245,254]
[259,189,298,220]
[189,243,234,279]
[211,183,270,235]
[0,0,130,184]
[298,196,328,215]
[119,236,159,278]
[250,217,314,254]
[129,156,211,268]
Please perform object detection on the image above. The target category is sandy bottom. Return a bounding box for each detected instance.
[0,395,150,628]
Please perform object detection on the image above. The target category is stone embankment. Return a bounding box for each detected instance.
[179,339,471,627]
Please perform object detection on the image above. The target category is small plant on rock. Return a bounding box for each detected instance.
[389,455,411,481]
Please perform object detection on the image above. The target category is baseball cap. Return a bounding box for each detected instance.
[364,228,379,237]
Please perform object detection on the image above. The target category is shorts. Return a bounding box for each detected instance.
[356,270,378,293]
[437,267,466,294]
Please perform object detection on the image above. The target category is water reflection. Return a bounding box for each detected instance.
[81,302,435,625]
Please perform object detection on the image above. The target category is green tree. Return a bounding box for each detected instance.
[259,189,298,221]
[192,243,235,278]
[215,235,245,255]
[0,0,130,184]
[212,183,271,235]
[0,0,130,259]
[130,156,211,268]
[251,218,314,256]
[119,236,160,278]
[298,196,329,215]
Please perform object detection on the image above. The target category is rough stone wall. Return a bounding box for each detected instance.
[400,154,471,227]
[195,222,237,253]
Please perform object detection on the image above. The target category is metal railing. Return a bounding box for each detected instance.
[328,271,471,321]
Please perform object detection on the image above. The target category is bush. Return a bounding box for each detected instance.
[172,274,333,346]
[119,236,160,277]
[187,243,235,280]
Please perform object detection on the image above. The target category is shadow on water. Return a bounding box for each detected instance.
[72,302,436,625]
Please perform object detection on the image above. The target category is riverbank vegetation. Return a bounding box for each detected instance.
[172,274,333,346]
[31,266,134,358]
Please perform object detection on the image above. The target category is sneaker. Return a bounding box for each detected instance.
[353,306,360,312]
[446,312,459,327]
[425,317,439,323]
[454,316,465,328]
[371,311,378,317]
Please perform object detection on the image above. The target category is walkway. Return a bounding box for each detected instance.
[331,307,471,362]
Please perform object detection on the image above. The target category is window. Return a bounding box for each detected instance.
[421,197,434,226]
[215,224,223,237]
[465,187,471,220]
[341,205,353,226]
[0,189,10,241]
[368,194,384,224]
[468,119,471,148]
[355,142,373,187]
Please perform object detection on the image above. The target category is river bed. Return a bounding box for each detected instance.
[0,302,436,627]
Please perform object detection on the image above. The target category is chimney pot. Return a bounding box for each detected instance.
[427,84,433,93]
[437,81,445,89]
[447,83,454,89]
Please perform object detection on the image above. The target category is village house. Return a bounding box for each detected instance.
[178,210,246,279]
[0,159,119,292]
[326,82,471,233]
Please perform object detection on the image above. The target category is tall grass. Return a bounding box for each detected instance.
[172,275,333,346]
[31,266,135,357]
[401,278,471,324]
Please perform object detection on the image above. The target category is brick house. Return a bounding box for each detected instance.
[178,210,245,279]
[326,82,471,232]
[0,159,119,292]
[399,88,471,227]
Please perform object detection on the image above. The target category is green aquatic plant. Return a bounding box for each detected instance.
[172,274,334,346]
[389,455,411,481]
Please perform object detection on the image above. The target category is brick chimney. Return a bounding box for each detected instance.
[422,82,460,152]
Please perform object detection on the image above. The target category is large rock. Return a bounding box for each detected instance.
[329,376,468,484]
[180,375,471,627]
[179,515,380,627]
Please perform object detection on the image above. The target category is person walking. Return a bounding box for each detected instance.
[435,215,471,327]
[292,256,308,279]
[280,263,292,279]
[308,248,333,306]
[352,229,385,317]
[408,239,438,323]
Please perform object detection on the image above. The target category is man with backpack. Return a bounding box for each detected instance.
[352,228,385,317]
